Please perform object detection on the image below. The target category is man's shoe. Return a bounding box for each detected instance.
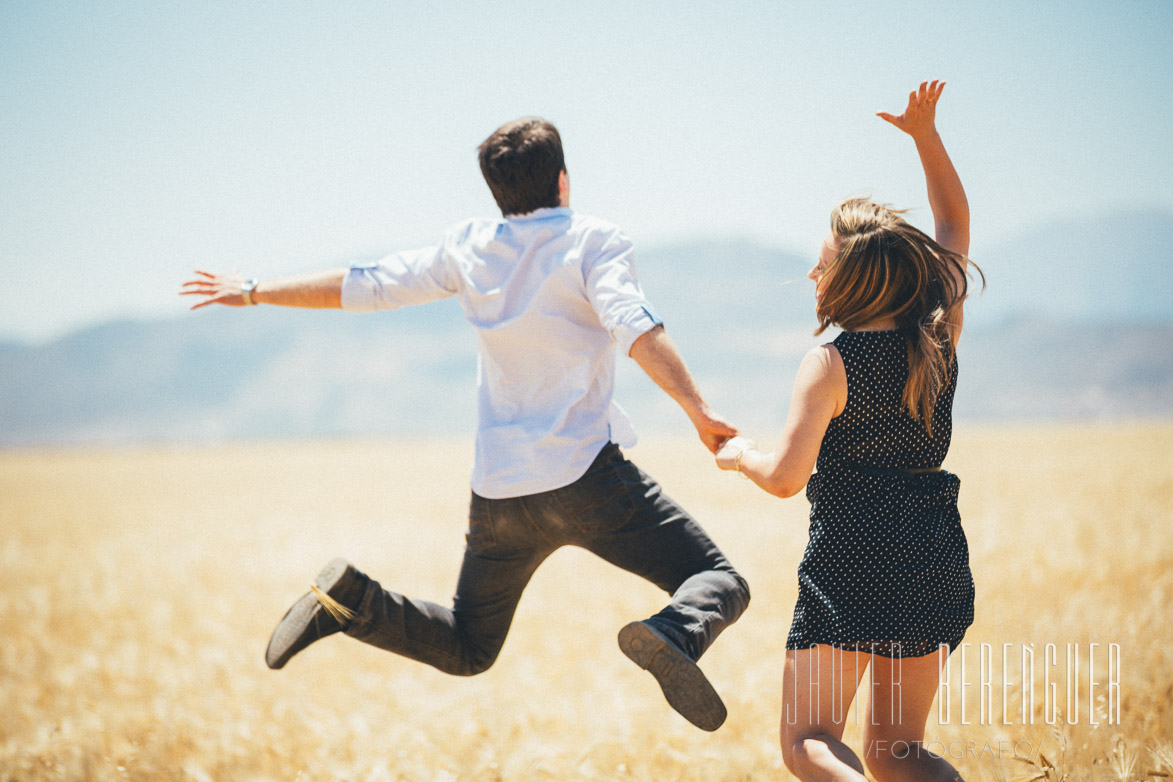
[265,558,366,670]
[618,620,727,731]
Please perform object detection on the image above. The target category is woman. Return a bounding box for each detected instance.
[717,80,981,782]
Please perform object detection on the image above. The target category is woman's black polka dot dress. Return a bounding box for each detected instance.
[787,329,974,658]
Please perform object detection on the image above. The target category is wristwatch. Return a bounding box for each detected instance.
[241,278,259,306]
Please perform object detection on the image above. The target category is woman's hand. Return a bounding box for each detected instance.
[716,436,756,471]
[876,79,945,141]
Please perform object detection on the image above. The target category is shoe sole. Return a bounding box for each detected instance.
[618,621,727,731]
[265,558,351,670]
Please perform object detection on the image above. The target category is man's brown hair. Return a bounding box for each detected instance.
[477,117,565,217]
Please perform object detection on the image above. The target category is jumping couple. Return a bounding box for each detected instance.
[182,81,980,782]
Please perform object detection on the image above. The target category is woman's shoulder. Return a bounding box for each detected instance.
[796,343,847,416]
[804,341,844,371]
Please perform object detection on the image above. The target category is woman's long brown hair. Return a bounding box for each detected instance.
[815,198,984,435]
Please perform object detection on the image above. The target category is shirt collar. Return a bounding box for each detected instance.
[505,206,571,223]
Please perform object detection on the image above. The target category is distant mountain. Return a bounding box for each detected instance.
[972,209,1173,322]
[2,219,1170,447]
[633,210,1173,330]
[953,316,1173,419]
[0,304,476,446]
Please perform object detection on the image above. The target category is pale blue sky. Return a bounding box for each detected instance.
[2,1,1171,341]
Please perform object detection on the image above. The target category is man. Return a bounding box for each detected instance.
[181,117,750,731]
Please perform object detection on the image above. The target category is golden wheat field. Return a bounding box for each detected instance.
[2,424,1171,781]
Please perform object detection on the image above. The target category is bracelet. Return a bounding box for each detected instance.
[241,278,259,306]
[734,449,750,480]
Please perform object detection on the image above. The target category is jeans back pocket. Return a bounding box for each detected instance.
[553,457,637,534]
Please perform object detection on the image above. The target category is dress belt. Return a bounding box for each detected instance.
[857,465,943,477]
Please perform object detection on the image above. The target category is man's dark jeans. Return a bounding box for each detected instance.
[344,442,750,675]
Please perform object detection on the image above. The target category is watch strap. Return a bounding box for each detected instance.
[241,278,259,306]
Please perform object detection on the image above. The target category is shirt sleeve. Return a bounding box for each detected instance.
[340,245,457,312]
[583,229,663,355]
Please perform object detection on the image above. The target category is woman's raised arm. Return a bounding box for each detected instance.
[877,80,970,258]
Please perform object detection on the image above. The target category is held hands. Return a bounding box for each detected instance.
[877,80,945,141]
[690,408,740,455]
[179,270,252,309]
[715,435,756,471]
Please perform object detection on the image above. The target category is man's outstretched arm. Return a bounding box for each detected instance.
[628,325,737,454]
[180,269,346,309]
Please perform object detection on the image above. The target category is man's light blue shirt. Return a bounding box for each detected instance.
[341,207,662,499]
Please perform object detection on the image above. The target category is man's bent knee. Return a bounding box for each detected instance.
[452,657,494,676]
[720,569,751,619]
[431,637,501,677]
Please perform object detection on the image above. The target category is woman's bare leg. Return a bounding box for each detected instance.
[862,648,965,782]
[780,645,871,781]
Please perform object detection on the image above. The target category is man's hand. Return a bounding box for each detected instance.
[180,269,345,310]
[690,409,740,455]
[180,270,251,309]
